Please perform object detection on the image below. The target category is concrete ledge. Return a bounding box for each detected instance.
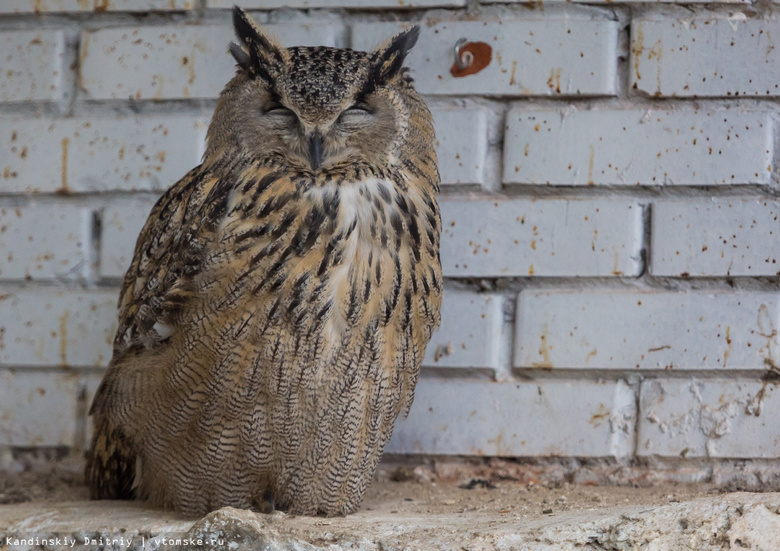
[1,490,779,550]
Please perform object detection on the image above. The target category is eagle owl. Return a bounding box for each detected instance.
[86,7,441,517]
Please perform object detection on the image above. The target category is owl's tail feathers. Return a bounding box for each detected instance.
[85,416,137,500]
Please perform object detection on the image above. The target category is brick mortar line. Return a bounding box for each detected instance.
[380,455,780,465]
[0,364,105,374]
[61,28,81,118]
[4,188,780,204]
[56,97,780,109]
[629,376,641,459]
[89,208,102,286]
[53,97,780,110]
[495,295,514,380]
[504,369,773,380]
[442,276,780,294]
[638,200,651,279]
[442,186,780,199]
[0,193,164,207]
[5,276,780,293]
[4,189,779,201]
[0,363,772,382]
[2,273,780,293]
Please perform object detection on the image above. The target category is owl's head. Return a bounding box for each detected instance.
[206,7,426,176]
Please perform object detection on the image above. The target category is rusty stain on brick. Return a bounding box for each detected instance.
[60,137,69,193]
[185,51,196,85]
[433,342,452,362]
[533,324,552,368]
[486,431,511,456]
[723,326,732,368]
[450,41,491,78]
[632,24,643,81]
[648,345,671,353]
[547,68,562,94]
[647,39,663,95]
[757,304,779,375]
[612,248,622,276]
[587,144,595,185]
[589,404,610,427]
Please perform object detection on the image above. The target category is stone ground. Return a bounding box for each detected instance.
[1,457,780,550]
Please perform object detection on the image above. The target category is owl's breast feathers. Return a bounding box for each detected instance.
[88,160,441,513]
[114,159,441,368]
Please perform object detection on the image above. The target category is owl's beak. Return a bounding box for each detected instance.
[308,131,324,171]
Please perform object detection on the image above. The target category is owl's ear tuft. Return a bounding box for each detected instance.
[231,6,287,81]
[229,41,251,70]
[367,25,420,91]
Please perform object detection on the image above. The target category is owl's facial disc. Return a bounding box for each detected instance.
[262,97,382,172]
[209,10,422,174]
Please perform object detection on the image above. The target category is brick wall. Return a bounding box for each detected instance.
[1,0,779,470]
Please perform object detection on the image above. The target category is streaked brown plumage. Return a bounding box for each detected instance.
[86,7,441,517]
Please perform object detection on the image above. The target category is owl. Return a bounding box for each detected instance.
[86,7,441,518]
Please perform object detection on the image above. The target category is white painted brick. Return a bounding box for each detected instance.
[440,199,643,277]
[431,108,488,187]
[0,30,65,103]
[652,199,780,277]
[351,18,618,96]
[631,17,780,97]
[100,199,157,278]
[80,23,339,101]
[0,289,118,368]
[0,116,206,193]
[0,0,193,13]
[504,109,772,186]
[423,293,502,371]
[388,379,636,458]
[0,369,80,447]
[639,380,780,458]
[0,205,91,281]
[209,0,463,7]
[514,290,780,371]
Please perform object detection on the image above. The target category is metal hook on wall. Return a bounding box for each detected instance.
[453,38,474,70]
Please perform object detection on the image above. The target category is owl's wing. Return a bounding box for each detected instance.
[112,165,229,356]
[88,164,232,499]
